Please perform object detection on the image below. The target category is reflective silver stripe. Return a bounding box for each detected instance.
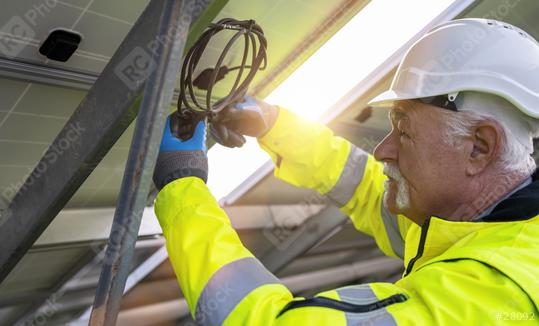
[348,312,397,326]
[195,257,281,326]
[327,145,368,207]
[381,202,405,259]
[336,285,397,326]
[337,284,378,304]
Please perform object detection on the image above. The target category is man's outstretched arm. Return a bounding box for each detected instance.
[214,98,412,258]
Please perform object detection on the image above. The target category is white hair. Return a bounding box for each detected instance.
[441,92,539,176]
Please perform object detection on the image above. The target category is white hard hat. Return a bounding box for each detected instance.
[369,19,539,119]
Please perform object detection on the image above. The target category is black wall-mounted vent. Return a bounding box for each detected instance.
[39,29,82,62]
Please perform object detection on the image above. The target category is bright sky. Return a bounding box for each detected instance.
[208,0,457,200]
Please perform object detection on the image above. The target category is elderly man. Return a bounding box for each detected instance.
[153,19,539,325]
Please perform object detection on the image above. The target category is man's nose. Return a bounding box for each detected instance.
[373,132,398,162]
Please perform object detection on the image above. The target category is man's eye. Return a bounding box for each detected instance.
[398,130,409,138]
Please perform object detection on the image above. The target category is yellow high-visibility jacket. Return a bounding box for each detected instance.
[155,108,539,325]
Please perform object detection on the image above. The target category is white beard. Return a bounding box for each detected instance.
[383,163,411,210]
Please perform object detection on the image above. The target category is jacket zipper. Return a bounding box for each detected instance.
[277,293,407,317]
[404,217,431,276]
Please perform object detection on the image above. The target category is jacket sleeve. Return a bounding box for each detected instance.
[258,108,412,258]
[155,177,293,325]
[155,177,370,325]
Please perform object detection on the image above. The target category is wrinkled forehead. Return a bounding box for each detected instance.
[388,100,420,124]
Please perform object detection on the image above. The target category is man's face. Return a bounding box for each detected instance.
[373,100,470,225]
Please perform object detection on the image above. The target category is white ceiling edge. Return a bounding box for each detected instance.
[35,207,162,246]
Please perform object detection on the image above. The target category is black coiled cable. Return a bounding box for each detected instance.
[177,18,267,120]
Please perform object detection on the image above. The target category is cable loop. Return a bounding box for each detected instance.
[178,18,267,121]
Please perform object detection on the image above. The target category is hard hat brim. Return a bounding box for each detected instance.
[368,90,420,108]
[370,88,539,119]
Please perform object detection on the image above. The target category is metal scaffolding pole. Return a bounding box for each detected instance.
[88,0,197,324]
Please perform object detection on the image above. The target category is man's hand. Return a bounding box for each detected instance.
[210,96,279,148]
[153,112,208,190]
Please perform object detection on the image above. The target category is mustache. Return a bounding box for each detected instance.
[383,163,411,210]
[383,163,404,181]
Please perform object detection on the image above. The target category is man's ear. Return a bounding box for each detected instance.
[466,121,503,176]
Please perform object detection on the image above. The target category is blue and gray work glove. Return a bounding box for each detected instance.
[153,111,208,190]
[210,96,279,148]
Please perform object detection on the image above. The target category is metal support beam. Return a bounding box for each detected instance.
[0,57,98,90]
[88,0,197,324]
[75,246,168,323]
[0,0,211,284]
[0,57,188,105]
[15,247,106,325]
[261,205,350,274]
[17,240,165,325]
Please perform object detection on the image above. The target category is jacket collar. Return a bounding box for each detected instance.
[403,170,539,275]
[481,169,539,222]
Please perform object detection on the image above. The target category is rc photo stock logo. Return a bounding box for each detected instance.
[115,46,157,91]
[0,0,59,58]
[0,16,36,57]
[114,6,195,91]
